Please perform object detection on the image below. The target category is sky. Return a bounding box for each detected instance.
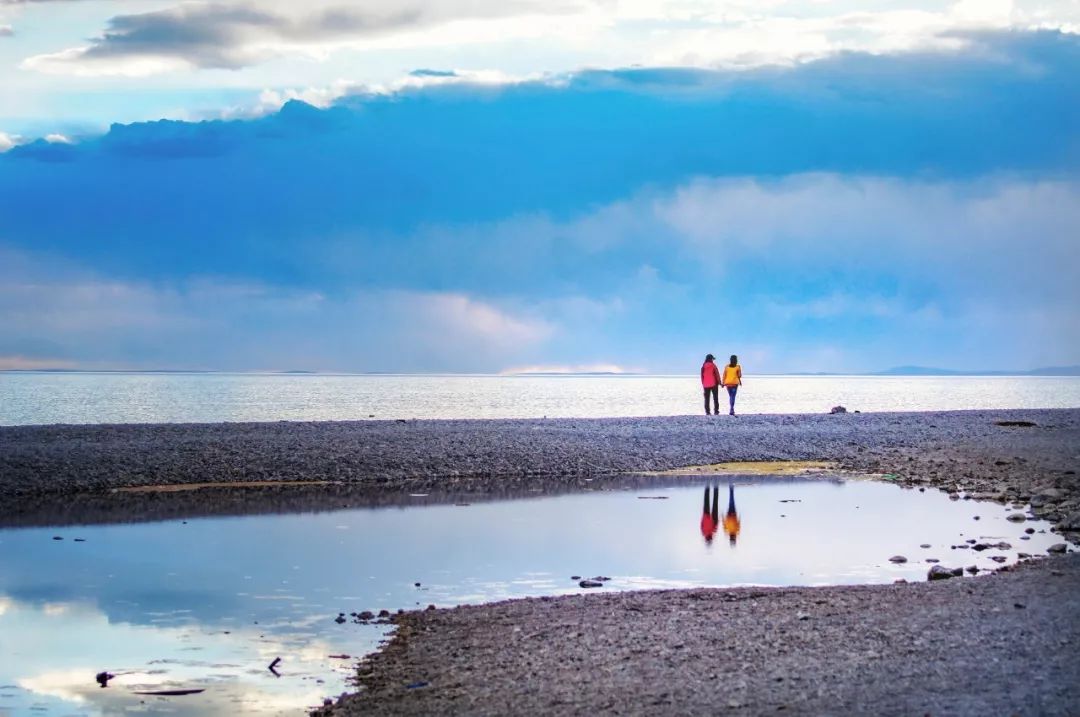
[0,1,1078,374]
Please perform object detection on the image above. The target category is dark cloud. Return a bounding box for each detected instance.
[29,1,561,70]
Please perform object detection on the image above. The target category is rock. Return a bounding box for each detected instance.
[570,575,581,580]
[925,558,940,563]
[579,580,604,588]
[378,609,391,618]
[973,516,980,521]
[994,542,1012,550]
[1047,543,1068,554]
[52,536,63,541]
[1006,513,1026,522]
[830,405,847,414]
[966,566,979,574]
[1025,527,1036,534]
[1020,535,1030,540]
[928,565,959,580]
[589,576,612,582]
[973,543,990,551]
[920,544,931,549]
[989,555,1007,563]
[888,555,908,564]
[334,615,346,624]
[358,610,375,620]
[1017,552,1031,559]
[1014,603,1026,609]
[426,604,437,610]
[1059,512,1080,532]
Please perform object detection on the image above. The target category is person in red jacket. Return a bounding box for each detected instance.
[700,484,719,544]
[700,354,721,415]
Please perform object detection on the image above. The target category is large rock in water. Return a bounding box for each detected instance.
[928,565,963,580]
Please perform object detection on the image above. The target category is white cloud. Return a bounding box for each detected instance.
[0,250,557,371]
[43,132,71,144]
[0,131,17,151]
[16,0,1080,79]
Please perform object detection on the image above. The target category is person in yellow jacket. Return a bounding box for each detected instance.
[723,482,741,546]
[721,354,742,416]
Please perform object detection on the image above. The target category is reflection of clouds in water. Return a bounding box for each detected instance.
[18,669,90,704]
[1,597,364,716]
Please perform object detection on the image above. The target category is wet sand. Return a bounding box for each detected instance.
[2,408,1079,714]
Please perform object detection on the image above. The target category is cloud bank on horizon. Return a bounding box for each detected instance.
[0,1,1078,373]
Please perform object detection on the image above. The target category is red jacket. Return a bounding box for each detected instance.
[701,361,720,388]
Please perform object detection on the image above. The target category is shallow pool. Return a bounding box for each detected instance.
[0,477,1070,716]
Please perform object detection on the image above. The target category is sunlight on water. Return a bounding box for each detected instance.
[0,478,1072,715]
[2,373,1079,424]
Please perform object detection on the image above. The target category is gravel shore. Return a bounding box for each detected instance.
[2,408,1079,714]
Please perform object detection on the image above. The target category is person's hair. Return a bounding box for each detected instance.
[729,355,738,366]
[705,354,715,361]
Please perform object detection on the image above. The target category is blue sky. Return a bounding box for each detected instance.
[1,1,1078,373]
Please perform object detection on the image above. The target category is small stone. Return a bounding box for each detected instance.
[928,565,958,581]
[579,580,604,588]
[1014,602,1026,609]
[1047,543,1068,554]
[925,558,940,563]
[426,604,436,610]
[973,516,980,521]
[995,542,1012,550]
[1017,552,1031,559]
[920,544,931,549]
[378,609,391,618]
[358,610,375,620]
[1006,513,1026,522]
[989,556,1007,563]
[52,536,63,541]
[829,405,847,414]
[334,615,346,624]
[888,555,908,564]
[570,575,581,580]
[1020,535,1030,541]
[966,566,979,574]
[1025,527,1035,534]
[414,582,421,587]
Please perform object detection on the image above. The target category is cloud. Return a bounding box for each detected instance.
[0,250,556,371]
[0,24,13,37]
[17,0,1080,79]
[0,131,17,151]
[21,0,585,75]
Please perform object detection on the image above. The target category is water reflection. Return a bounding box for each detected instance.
[0,478,1072,716]
[701,484,741,547]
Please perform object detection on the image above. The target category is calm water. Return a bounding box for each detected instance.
[0,478,1071,716]
[2,373,1079,424]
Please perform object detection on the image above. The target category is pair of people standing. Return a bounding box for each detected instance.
[701,354,742,416]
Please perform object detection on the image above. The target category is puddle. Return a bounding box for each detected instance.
[0,478,1072,716]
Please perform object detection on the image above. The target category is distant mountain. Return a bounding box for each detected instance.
[876,365,1080,376]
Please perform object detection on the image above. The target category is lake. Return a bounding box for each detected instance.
[1,373,1079,425]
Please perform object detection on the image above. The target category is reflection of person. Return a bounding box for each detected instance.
[701,354,721,416]
[722,355,743,416]
[700,485,719,544]
[723,483,741,546]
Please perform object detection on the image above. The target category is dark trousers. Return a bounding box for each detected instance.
[703,386,719,414]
